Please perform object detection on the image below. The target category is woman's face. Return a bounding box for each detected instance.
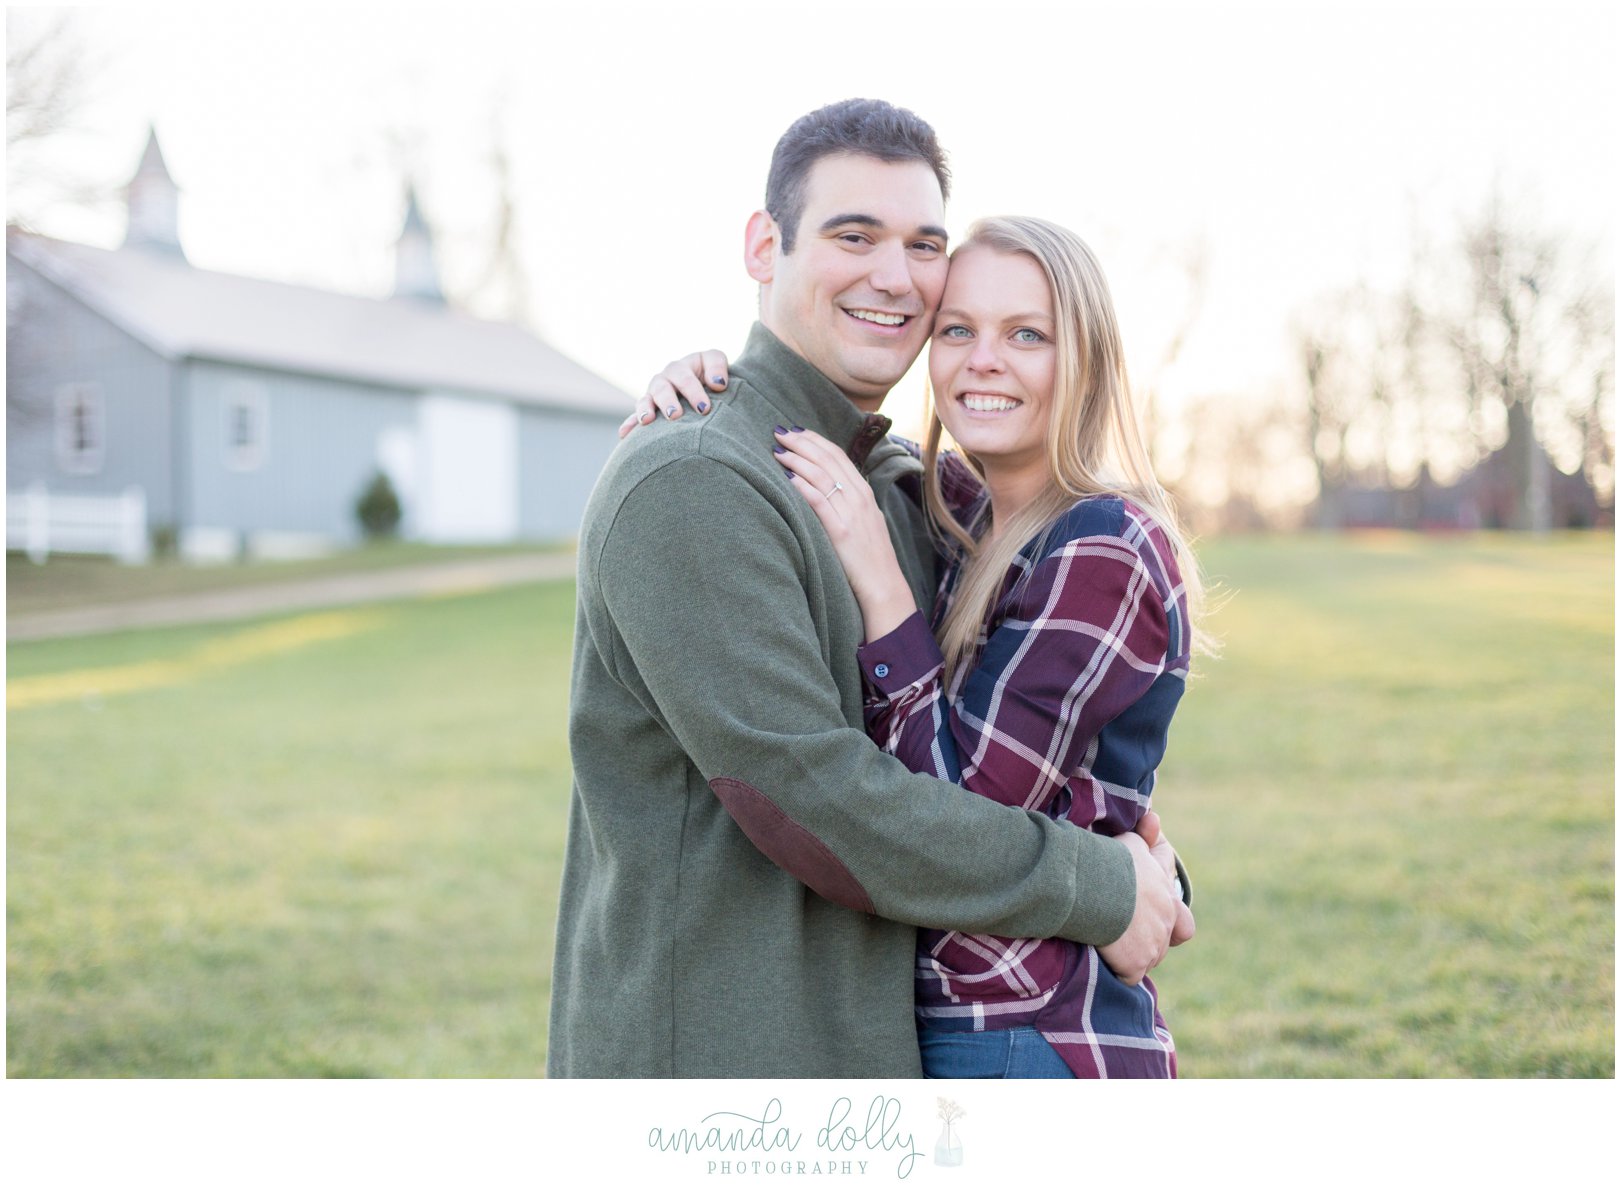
[927,246,1057,485]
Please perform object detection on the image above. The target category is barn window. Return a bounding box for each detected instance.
[54,383,106,474]
[223,382,269,471]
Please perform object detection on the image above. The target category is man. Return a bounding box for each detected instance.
[548,99,1188,1078]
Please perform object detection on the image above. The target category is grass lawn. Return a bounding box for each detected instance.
[7,580,576,1077]
[6,540,563,616]
[1157,531,1613,1076]
[5,533,1613,1077]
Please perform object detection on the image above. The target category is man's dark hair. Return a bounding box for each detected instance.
[765,98,951,254]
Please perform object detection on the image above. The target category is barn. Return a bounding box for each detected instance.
[6,130,628,563]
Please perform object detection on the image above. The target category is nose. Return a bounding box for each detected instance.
[869,241,915,298]
[967,336,1003,373]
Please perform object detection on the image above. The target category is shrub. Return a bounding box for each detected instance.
[355,470,402,539]
[149,523,179,559]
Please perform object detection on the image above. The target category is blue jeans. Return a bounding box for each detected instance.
[918,1025,1074,1079]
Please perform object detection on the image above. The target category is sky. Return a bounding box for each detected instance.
[7,0,1616,459]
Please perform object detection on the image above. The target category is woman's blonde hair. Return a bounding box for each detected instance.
[922,215,1209,682]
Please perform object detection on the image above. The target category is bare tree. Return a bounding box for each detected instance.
[8,11,74,433]
[457,96,534,328]
[6,9,112,230]
[1175,388,1312,535]
[1139,236,1208,464]
[1293,283,1425,526]
[1297,310,1353,529]
[1568,286,1617,503]
[1288,189,1613,531]
[6,10,85,151]
[1414,189,1614,529]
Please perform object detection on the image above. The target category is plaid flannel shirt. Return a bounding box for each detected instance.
[856,467,1190,1079]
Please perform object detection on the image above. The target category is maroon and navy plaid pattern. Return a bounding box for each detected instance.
[856,480,1190,1079]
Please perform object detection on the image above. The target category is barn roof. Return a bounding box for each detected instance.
[8,230,629,416]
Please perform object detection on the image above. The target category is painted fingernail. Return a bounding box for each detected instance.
[666,406,678,416]
[782,466,795,477]
[775,425,787,434]
[710,376,725,386]
[791,425,805,433]
[773,445,786,454]
[697,402,710,413]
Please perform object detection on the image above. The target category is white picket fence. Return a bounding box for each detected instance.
[6,483,150,564]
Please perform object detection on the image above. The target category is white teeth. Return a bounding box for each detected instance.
[847,309,906,326]
[961,394,1020,412]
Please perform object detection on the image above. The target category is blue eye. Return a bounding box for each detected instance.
[940,325,971,339]
[1013,328,1046,343]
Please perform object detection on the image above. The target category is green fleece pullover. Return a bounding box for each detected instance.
[546,324,1136,1078]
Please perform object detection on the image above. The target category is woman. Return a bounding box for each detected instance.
[637,216,1204,1078]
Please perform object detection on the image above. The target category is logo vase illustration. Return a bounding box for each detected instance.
[934,1098,965,1167]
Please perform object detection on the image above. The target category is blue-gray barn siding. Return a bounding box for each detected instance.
[186,361,621,544]
[6,259,179,523]
[184,360,416,544]
[517,406,621,540]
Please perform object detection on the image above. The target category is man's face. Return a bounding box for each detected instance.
[754,154,948,409]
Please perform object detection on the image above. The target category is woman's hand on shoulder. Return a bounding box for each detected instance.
[620,350,732,439]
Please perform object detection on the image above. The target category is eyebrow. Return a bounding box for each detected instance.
[818,213,950,242]
[936,307,1055,324]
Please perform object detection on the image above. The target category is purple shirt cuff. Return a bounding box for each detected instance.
[856,610,945,697]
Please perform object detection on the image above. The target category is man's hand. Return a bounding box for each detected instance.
[1098,831,1181,985]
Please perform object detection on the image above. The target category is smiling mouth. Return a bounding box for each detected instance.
[844,308,912,329]
[958,392,1022,413]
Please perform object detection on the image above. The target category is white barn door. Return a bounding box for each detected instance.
[415,395,519,543]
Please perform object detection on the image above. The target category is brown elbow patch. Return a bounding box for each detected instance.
[709,777,876,915]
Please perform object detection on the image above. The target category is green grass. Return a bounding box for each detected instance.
[6,540,563,615]
[5,533,1613,1077]
[1157,531,1614,1077]
[8,581,577,1077]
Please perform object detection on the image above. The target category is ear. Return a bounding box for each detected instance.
[743,209,779,284]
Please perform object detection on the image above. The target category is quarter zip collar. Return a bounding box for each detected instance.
[732,323,910,475]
